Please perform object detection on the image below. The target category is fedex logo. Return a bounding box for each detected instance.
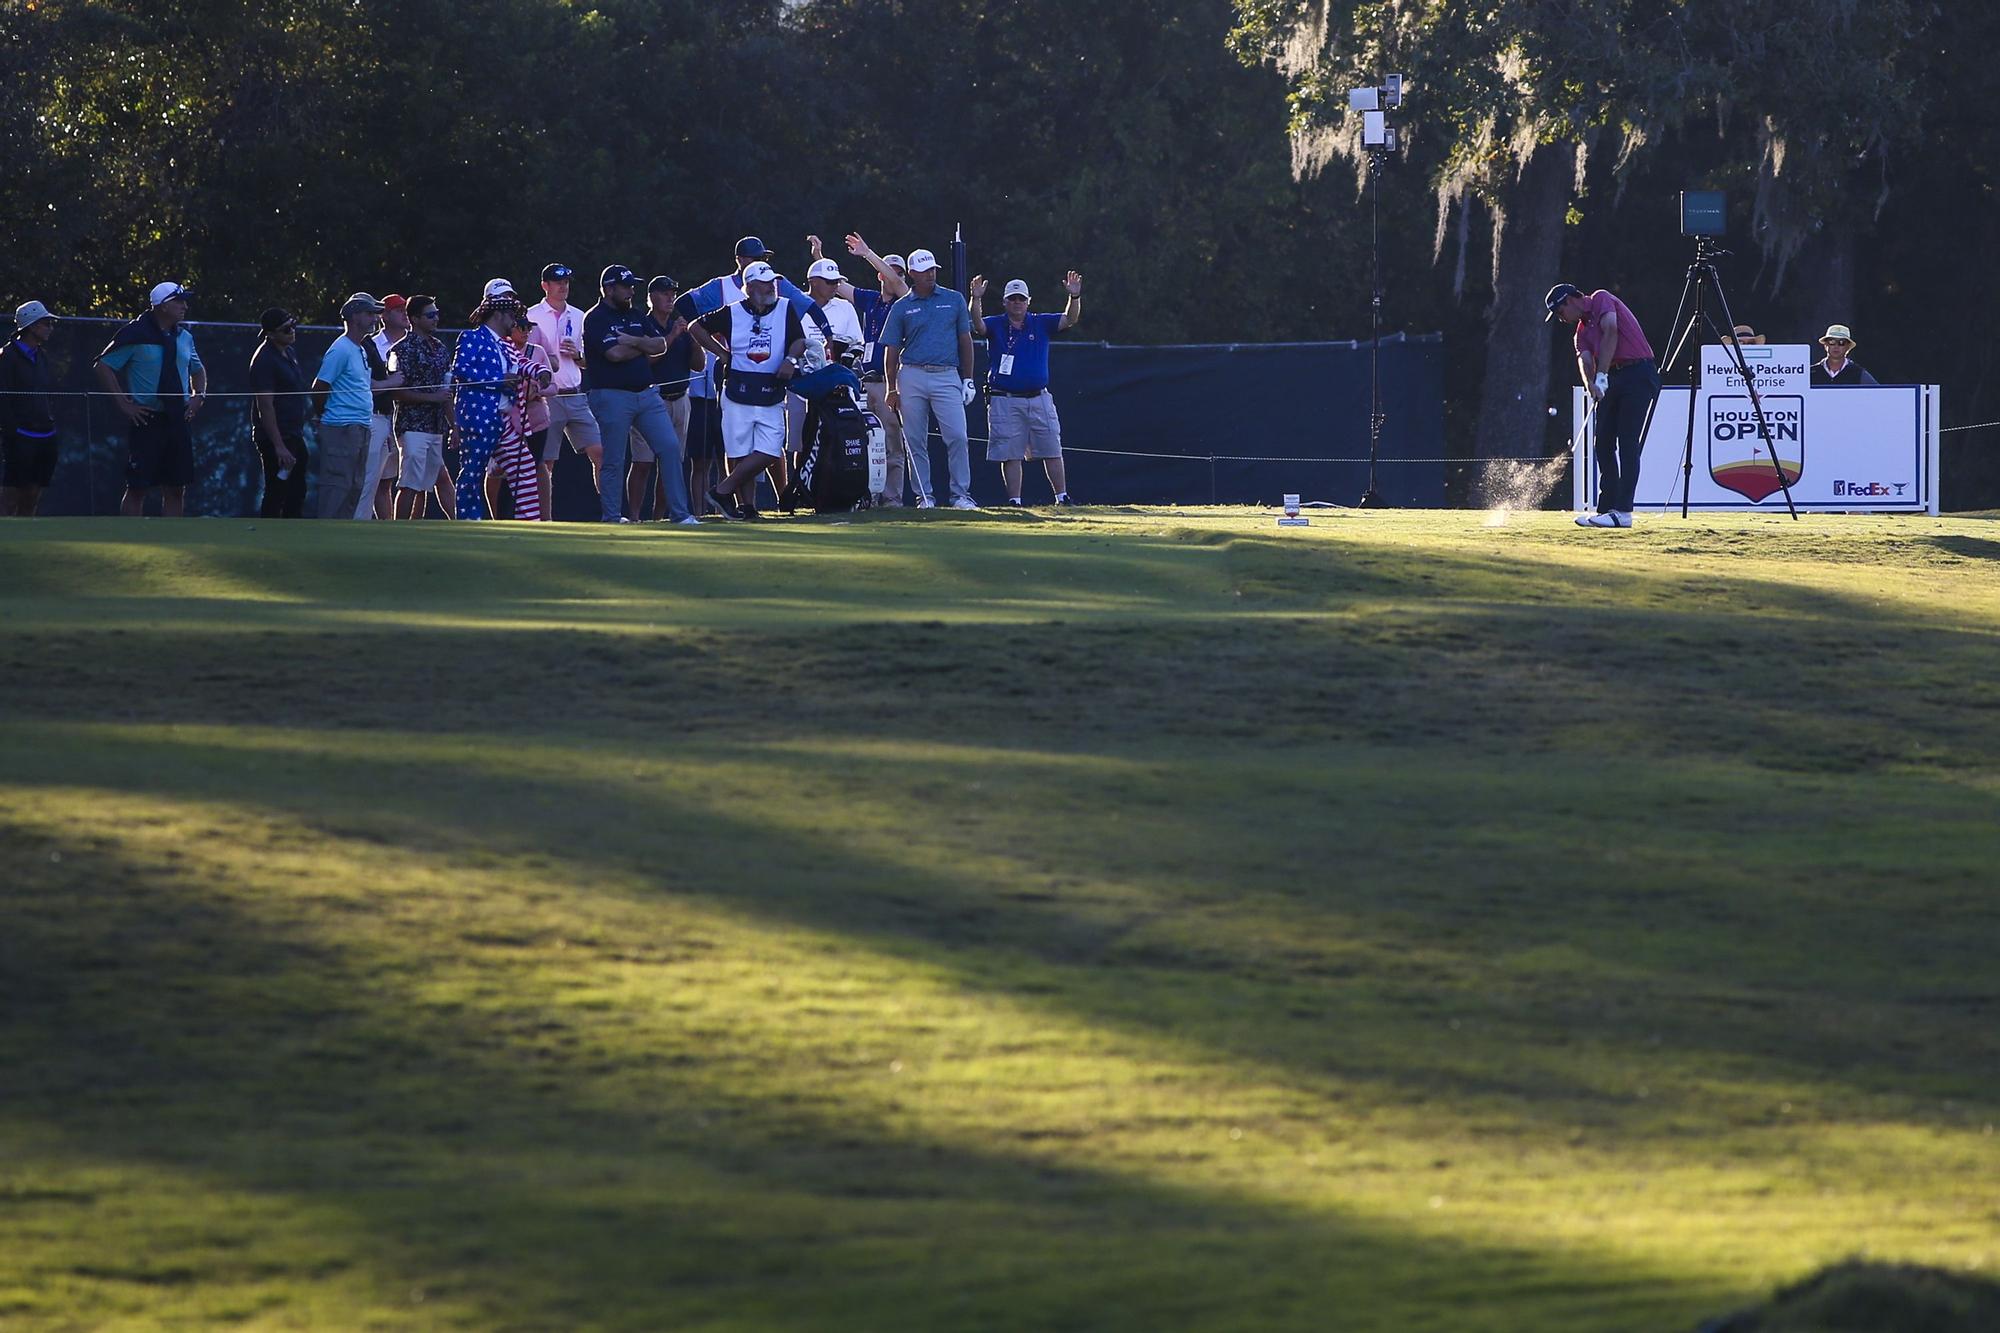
[1832,481,1909,497]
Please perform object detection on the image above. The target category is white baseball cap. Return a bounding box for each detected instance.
[1002,279,1030,299]
[741,261,778,284]
[483,278,517,300]
[807,258,843,283]
[906,249,939,273]
[148,281,190,307]
[882,253,907,272]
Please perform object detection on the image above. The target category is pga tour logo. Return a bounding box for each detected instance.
[1833,480,1909,497]
[1708,394,1804,502]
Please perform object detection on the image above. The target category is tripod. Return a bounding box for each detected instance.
[1645,237,1799,519]
[1357,142,1388,507]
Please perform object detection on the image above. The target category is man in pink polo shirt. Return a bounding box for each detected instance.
[1547,281,1660,529]
[525,262,605,520]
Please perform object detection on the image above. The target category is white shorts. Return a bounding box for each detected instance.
[357,413,395,517]
[724,400,787,461]
[398,431,444,489]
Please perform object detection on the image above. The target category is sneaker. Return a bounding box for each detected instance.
[915,497,937,510]
[603,515,632,524]
[1007,497,1025,507]
[1581,511,1630,528]
[951,496,980,511]
[739,505,764,522]
[676,515,704,527]
[1052,493,1074,506]
[706,487,741,520]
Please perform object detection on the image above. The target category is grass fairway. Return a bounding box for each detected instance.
[2,507,1997,1332]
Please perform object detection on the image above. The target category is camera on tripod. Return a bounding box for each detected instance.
[1680,190,1726,238]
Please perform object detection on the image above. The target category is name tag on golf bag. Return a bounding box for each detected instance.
[862,411,888,495]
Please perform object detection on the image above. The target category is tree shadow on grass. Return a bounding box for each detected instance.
[3,521,1998,1128]
[0,805,1746,1333]
[8,707,1998,1139]
[1,518,1996,1328]
[1925,534,2000,562]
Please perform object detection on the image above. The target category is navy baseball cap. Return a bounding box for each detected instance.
[542,263,573,282]
[734,236,769,260]
[1544,283,1584,322]
[648,274,679,293]
[600,264,639,288]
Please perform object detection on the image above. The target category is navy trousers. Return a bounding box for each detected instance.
[1593,360,1661,513]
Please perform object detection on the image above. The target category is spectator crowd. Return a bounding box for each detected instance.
[0,233,1085,521]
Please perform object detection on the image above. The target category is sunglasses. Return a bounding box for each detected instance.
[414,308,439,319]
[1823,338,1851,345]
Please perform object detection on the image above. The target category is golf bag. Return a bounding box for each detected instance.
[781,365,888,514]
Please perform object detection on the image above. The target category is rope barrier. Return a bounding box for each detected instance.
[0,377,699,400]
[1060,445,1555,466]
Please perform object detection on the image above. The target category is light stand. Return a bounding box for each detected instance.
[1349,75,1404,508]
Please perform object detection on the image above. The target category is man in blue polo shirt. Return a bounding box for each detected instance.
[94,281,208,517]
[969,271,1083,507]
[882,248,978,510]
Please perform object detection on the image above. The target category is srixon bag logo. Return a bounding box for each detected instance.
[1709,394,1804,501]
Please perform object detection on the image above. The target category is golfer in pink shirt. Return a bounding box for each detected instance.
[1547,282,1660,528]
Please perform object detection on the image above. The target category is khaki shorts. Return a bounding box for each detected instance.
[542,393,602,461]
[398,431,444,489]
[985,392,1062,462]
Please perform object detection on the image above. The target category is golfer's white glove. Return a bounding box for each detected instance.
[1593,372,1609,396]
[961,378,978,406]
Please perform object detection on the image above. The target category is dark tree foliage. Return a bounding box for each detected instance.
[1,0,1993,493]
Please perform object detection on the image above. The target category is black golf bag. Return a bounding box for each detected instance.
[781,365,888,514]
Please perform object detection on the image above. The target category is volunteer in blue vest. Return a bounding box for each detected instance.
[968,271,1082,507]
[688,261,806,521]
[819,232,912,504]
[583,264,697,525]
[882,248,978,510]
